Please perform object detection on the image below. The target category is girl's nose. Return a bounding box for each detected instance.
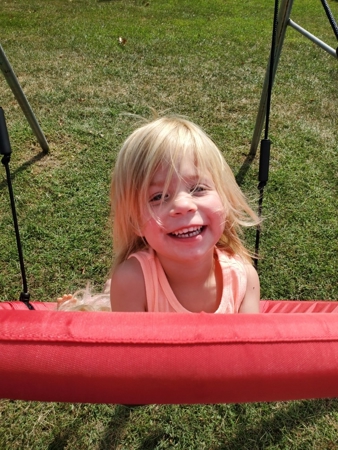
[169,193,197,216]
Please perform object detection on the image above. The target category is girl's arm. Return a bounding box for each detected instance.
[238,263,261,313]
[110,258,147,311]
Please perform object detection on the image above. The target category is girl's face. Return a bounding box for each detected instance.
[139,156,226,267]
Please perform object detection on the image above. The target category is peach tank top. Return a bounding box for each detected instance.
[128,248,247,313]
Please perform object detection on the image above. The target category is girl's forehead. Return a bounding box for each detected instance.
[150,159,212,186]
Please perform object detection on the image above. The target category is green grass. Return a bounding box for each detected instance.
[0,0,338,448]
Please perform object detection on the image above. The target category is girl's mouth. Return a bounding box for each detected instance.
[169,226,205,238]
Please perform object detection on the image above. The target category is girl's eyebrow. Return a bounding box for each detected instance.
[149,170,213,188]
[149,175,199,188]
[186,175,213,185]
[149,178,165,188]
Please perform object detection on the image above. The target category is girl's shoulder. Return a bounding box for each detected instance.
[110,256,147,311]
[239,262,261,313]
[216,248,259,293]
[216,248,247,270]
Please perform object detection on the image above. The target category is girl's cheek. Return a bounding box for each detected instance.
[140,204,154,225]
[213,207,227,225]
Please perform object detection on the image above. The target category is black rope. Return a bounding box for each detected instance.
[320,0,338,41]
[254,0,279,269]
[0,108,34,310]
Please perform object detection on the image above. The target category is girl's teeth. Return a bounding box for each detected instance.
[171,226,203,238]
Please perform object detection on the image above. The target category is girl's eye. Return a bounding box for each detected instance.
[191,184,207,194]
[149,193,168,203]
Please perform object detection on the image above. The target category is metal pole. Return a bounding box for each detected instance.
[250,0,294,155]
[288,19,338,58]
[0,44,49,153]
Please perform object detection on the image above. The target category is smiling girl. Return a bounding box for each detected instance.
[109,116,261,313]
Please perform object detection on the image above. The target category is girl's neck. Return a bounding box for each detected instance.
[157,248,215,284]
[157,249,222,313]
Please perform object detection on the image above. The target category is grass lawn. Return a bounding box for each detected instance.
[0,0,337,448]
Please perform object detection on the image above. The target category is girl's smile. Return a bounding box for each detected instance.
[169,225,205,239]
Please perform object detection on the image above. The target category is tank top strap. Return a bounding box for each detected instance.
[128,248,188,312]
[215,248,247,313]
[128,249,158,311]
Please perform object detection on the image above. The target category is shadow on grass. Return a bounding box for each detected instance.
[235,150,257,187]
[46,405,134,450]
[0,151,47,192]
[139,431,174,450]
[46,411,87,450]
[216,399,338,449]
[98,405,142,450]
[93,400,338,449]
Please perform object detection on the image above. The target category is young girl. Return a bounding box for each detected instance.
[109,116,260,313]
[57,116,260,313]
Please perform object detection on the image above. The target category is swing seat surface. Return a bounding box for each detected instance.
[1,300,338,405]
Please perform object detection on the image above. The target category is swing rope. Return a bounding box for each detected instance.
[320,0,338,41]
[254,0,279,269]
[0,107,34,310]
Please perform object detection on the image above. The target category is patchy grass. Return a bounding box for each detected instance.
[0,0,338,448]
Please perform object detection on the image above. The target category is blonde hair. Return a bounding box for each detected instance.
[110,116,260,269]
[57,284,111,312]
